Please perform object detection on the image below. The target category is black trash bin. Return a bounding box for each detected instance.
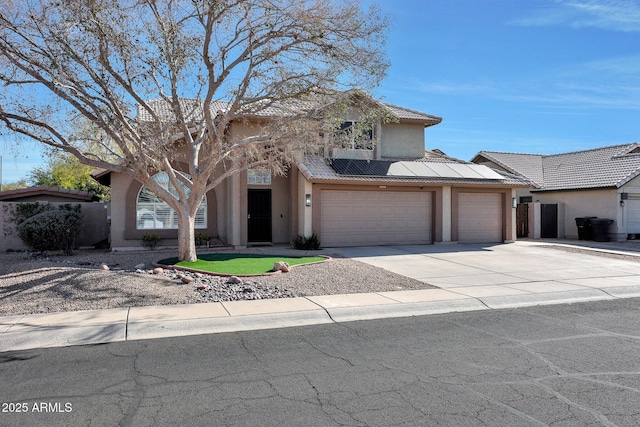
[575,217,597,240]
[590,218,613,242]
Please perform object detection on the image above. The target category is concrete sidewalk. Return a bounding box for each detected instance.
[2,240,640,353]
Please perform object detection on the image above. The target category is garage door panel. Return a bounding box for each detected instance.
[321,190,432,247]
[627,198,640,233]
[458,192,503,243]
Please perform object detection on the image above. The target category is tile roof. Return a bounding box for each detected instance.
[379,102,442,125]
[138,95,442,126]
[299,155,530,187]
[138,98,231,123]
[471,152,545,186]
[473,143,640,191]
[0,186,98,201]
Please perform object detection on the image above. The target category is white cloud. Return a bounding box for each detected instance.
[511,0,640,32]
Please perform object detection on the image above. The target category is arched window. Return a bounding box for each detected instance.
[136,172,207,230]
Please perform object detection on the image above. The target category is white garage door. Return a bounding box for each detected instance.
[458,193,503,243]
[626,197,640,233]
[321,190,432,247]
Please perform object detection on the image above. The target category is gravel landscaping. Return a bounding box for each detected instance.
[5,241,639,318]
[0,247,435,317]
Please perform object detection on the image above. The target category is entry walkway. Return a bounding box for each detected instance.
[2,240,640,352]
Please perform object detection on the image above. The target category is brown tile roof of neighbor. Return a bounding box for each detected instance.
[0,186,99,201]
[473,143,640,191]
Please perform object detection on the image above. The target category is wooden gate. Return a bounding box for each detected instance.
[516,204,529,238]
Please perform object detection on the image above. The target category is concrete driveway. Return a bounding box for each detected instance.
[330,241,640,307]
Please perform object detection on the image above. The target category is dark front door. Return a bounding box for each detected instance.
[248,189,272,243]
[541,203,558,238]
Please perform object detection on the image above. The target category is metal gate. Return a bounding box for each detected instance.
[541,204,558,238]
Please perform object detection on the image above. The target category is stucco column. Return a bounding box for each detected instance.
[229,173,242,246]
[532,201,541,239]
[298,172,313,237]
[508,188,517,241]
[442,186,452,242]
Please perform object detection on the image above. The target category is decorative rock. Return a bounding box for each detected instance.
[196,285,209,291]
[181,276,194,284]
[227,276,243,284]
[100,264,110,271]
[273,261,290,273]
[134,263,145,269]
[194,273,203,278]
[152,267,164,275]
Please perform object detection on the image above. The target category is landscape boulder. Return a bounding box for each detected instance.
[273,261,290,273]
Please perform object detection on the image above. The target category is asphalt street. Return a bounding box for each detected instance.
[2,297,640,426]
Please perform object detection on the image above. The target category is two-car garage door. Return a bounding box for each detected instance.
[321,190,432,247]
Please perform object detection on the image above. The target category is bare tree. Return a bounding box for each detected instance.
[0,0,389,261]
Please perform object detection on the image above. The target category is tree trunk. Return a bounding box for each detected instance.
[177,209,197,262]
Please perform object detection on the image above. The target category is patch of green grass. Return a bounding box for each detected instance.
[158,253,326,275]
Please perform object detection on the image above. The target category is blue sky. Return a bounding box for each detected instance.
[1,0,639,184]
[374,0,639,159]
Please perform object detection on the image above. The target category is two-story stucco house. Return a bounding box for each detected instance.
[96,95,530,250]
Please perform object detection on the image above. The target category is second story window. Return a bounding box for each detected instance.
[335,121,374,150]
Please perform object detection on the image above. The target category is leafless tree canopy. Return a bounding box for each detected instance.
[0,0,390,260]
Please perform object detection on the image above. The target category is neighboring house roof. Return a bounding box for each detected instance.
[139,93,442,127]
[0,186,99,202]
[299,155,530,187]
[472,143,640,191]
[471,151,545,187]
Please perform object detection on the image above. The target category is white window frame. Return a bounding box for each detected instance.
[136,172,207,230]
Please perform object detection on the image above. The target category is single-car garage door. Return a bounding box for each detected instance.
[626,196,640,234]
[321,190,432,247]
[458,193,503,243]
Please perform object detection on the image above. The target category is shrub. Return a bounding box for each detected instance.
[291,233,321,250]
[195,232,210,247]
[4,202,82,238]
[17,210,83,255]
[141,233,162,249]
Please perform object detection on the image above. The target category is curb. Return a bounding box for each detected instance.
[2,289,637,353]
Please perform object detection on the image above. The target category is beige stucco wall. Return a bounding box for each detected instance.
[529,189,618,239]
[297,173,313,237]
[265,173,291,244]
[379,123,425,159]
[109,172,133,249]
